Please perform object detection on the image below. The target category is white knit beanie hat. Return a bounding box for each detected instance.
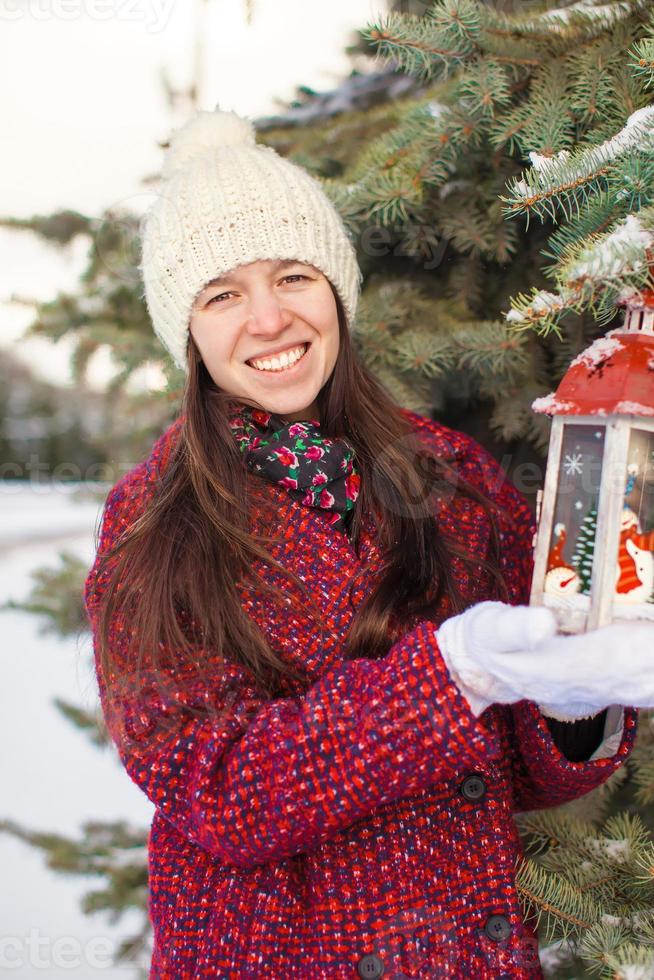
[138,105,362,373]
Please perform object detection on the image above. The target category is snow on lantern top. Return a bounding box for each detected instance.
[532,289,654,418]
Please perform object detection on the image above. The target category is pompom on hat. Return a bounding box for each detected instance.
[138,105,362,373]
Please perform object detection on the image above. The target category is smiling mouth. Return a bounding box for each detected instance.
[246,342,310,374]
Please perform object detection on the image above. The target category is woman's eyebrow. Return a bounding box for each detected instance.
[202,259,307,290]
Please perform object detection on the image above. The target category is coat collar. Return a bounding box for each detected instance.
[141,407,471,578]
[139,409,484,686]
[142,412,379,560]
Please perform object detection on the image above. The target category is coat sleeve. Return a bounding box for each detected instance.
[85,477,508,871]
[468,437,639,813]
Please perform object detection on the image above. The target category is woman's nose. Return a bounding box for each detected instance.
[245,292,293,335]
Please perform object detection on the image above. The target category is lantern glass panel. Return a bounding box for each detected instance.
[613,428,654,610]
[543,423,605,605]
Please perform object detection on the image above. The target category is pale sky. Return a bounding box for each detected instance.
[1,0,384,389]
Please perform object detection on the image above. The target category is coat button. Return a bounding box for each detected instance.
[484,915,512,941]
[357,953,385,978]
[460,773,486,801]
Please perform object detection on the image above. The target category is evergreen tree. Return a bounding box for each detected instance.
[3,1,654,976]
[571,504,598,595]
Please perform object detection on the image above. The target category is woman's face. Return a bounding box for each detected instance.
[188,258,340,423]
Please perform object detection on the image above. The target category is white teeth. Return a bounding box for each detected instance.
[249,344,307,372]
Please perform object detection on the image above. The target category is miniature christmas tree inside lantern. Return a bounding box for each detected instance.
[530,287,654,633]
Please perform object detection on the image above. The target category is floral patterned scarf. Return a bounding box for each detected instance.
[227,402,361,535]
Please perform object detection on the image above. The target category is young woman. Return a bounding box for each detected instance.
[84,108,654,979]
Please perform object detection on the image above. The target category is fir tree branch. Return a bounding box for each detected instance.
[632,39,654,87]
[497,63,574,158]
[604,942,654,975]
[363,7,478,81]
[52,698,110,749]
[502,105,654,222]
[632,758,654,807]
[454,320,530,377]
[483,0,652,43]
[576,919,633,974]
[504,288,569,335]
[504,209,654,334]
[541,190,631,269]
[0,209,91,244]
[488,383,552,450]
[557,209,654,289]
[393,326,458,377]
[515,856,600,939]
[631,15,654,88]
[0,551,90,636]
[630,841,654,889]
[455,58,512,118]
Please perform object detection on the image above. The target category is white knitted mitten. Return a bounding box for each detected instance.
[435,601,654,720]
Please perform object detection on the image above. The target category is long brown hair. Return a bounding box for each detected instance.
[93,289,512,719]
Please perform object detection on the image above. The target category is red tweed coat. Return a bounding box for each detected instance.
[84,408,637,979]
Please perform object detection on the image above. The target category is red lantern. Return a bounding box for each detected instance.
[529,288,654,633]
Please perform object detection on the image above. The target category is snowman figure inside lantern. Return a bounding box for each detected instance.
[530,287,654,633]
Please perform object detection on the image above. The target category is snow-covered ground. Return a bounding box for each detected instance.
[0,483,153,979]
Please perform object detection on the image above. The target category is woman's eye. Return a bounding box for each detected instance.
[206,275,307,305]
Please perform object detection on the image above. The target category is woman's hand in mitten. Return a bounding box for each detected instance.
[434,600,654,719]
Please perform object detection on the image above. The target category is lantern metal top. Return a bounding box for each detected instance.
[531,289,654,418]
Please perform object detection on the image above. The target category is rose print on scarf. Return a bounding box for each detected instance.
[251,409,270,426]
[273,447,299,467]
[227,402,359,535]
[345,472,360,502]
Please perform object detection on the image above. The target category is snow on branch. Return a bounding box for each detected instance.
[482,0,650,44]
[536,1,639,32]
[561,213,654,285]
[503,106,654,220]
[505,289,568,333]
[504,211,654,334]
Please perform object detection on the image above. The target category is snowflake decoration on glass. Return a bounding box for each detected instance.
[563,452,584,476]
[625,463,639,496]
[575,500,583,510]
